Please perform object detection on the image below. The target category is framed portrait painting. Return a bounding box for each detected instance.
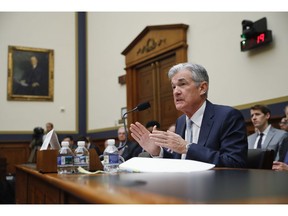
[7,45,54,101]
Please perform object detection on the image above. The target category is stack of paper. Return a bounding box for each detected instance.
[119,157,215,173]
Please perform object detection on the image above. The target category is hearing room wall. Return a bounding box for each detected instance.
[87,12,288,131]
[0,12,287,136]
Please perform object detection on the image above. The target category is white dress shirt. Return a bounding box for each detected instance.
[253,124,271,149]
[181,101,206,159]
[156,101,206,159]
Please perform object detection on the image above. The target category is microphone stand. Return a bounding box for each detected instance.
[118,101,150,151]
[118,109,135,151]
[99,102,150,161]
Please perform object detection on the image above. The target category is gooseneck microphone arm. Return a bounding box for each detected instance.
[118,101,151,151]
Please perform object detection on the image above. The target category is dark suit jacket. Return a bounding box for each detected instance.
[163,100,248,168]
[87,142,102,156]
[118,140,142,162]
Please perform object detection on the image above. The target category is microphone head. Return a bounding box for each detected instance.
[136,102,150,111]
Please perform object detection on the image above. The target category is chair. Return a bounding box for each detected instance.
[247,149,275,169]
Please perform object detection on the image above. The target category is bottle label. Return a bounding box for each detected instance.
[74,155,89,166]
[104,153,119,165]
[57,155,73,167]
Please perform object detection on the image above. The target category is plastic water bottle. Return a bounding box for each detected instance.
[74,141,89,172]
[57,141,75,174]
[103,139,119,173]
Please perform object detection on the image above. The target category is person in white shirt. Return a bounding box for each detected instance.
[130,63,248,168]
[248,104,288,161]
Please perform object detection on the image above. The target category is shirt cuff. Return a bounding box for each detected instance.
[151,147,164,158]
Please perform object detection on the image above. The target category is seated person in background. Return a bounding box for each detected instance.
[87,136,102,155]
[273,147,288,171]
[279,117,288,132]
[130,62,248,168]
[62,135,75,149]
[28,127,44,163]
[278,104,288,132]
[145,120,161,133]
[117,126,142,161]
[248,104,288,161]
[273,161,288,171]
[42,122,54,142]
[285,105,288,119]
[76,136,101,156]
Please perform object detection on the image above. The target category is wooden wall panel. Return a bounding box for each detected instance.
[0,142,30,174]
[122,24,189,131]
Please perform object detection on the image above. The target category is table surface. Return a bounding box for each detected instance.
[16,164,288,204]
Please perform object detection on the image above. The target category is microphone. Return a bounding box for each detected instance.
[119,101,151,151]
[122,101,151,116]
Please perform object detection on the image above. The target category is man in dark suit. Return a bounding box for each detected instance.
[117,126,142,162]
[130,63,247,168]
[272,136,288,171]
[248,104,288,161]
[17,55,48,96]
[76,136,101,156]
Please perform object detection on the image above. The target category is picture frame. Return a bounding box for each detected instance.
[7,45,54,101]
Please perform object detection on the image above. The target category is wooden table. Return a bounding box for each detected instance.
[15,164,288,204]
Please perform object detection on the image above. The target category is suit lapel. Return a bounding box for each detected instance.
[177,115,186,139]
[174,115,186,159]
[197,100,214,146]
[263,128,275,149]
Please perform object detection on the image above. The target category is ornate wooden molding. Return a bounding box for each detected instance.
[137,38,166,55]
[122,24,189,67]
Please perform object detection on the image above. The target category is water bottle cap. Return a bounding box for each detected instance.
[61,141,69,147]
[77,141,85,146]
[107,139,115,145]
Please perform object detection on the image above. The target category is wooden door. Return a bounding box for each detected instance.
[134,53,181,130]
[157,55,180,130]
[122,24,188,132]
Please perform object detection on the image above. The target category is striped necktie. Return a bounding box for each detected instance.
[186,119,193,144]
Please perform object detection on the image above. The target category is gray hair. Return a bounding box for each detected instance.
[168,63,209,96]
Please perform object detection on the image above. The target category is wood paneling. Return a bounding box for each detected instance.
[28,175,60,204]
[134,54,181,130]
[0,141,30,174]
[16,164,288,204]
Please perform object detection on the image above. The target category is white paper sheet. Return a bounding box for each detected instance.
[119,157,215,173]
[40,129,61,150]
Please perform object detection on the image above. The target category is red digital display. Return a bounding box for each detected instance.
[240,30,272,51]
[257,33,265,43]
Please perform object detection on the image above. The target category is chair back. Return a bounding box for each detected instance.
[247,149,275,169]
